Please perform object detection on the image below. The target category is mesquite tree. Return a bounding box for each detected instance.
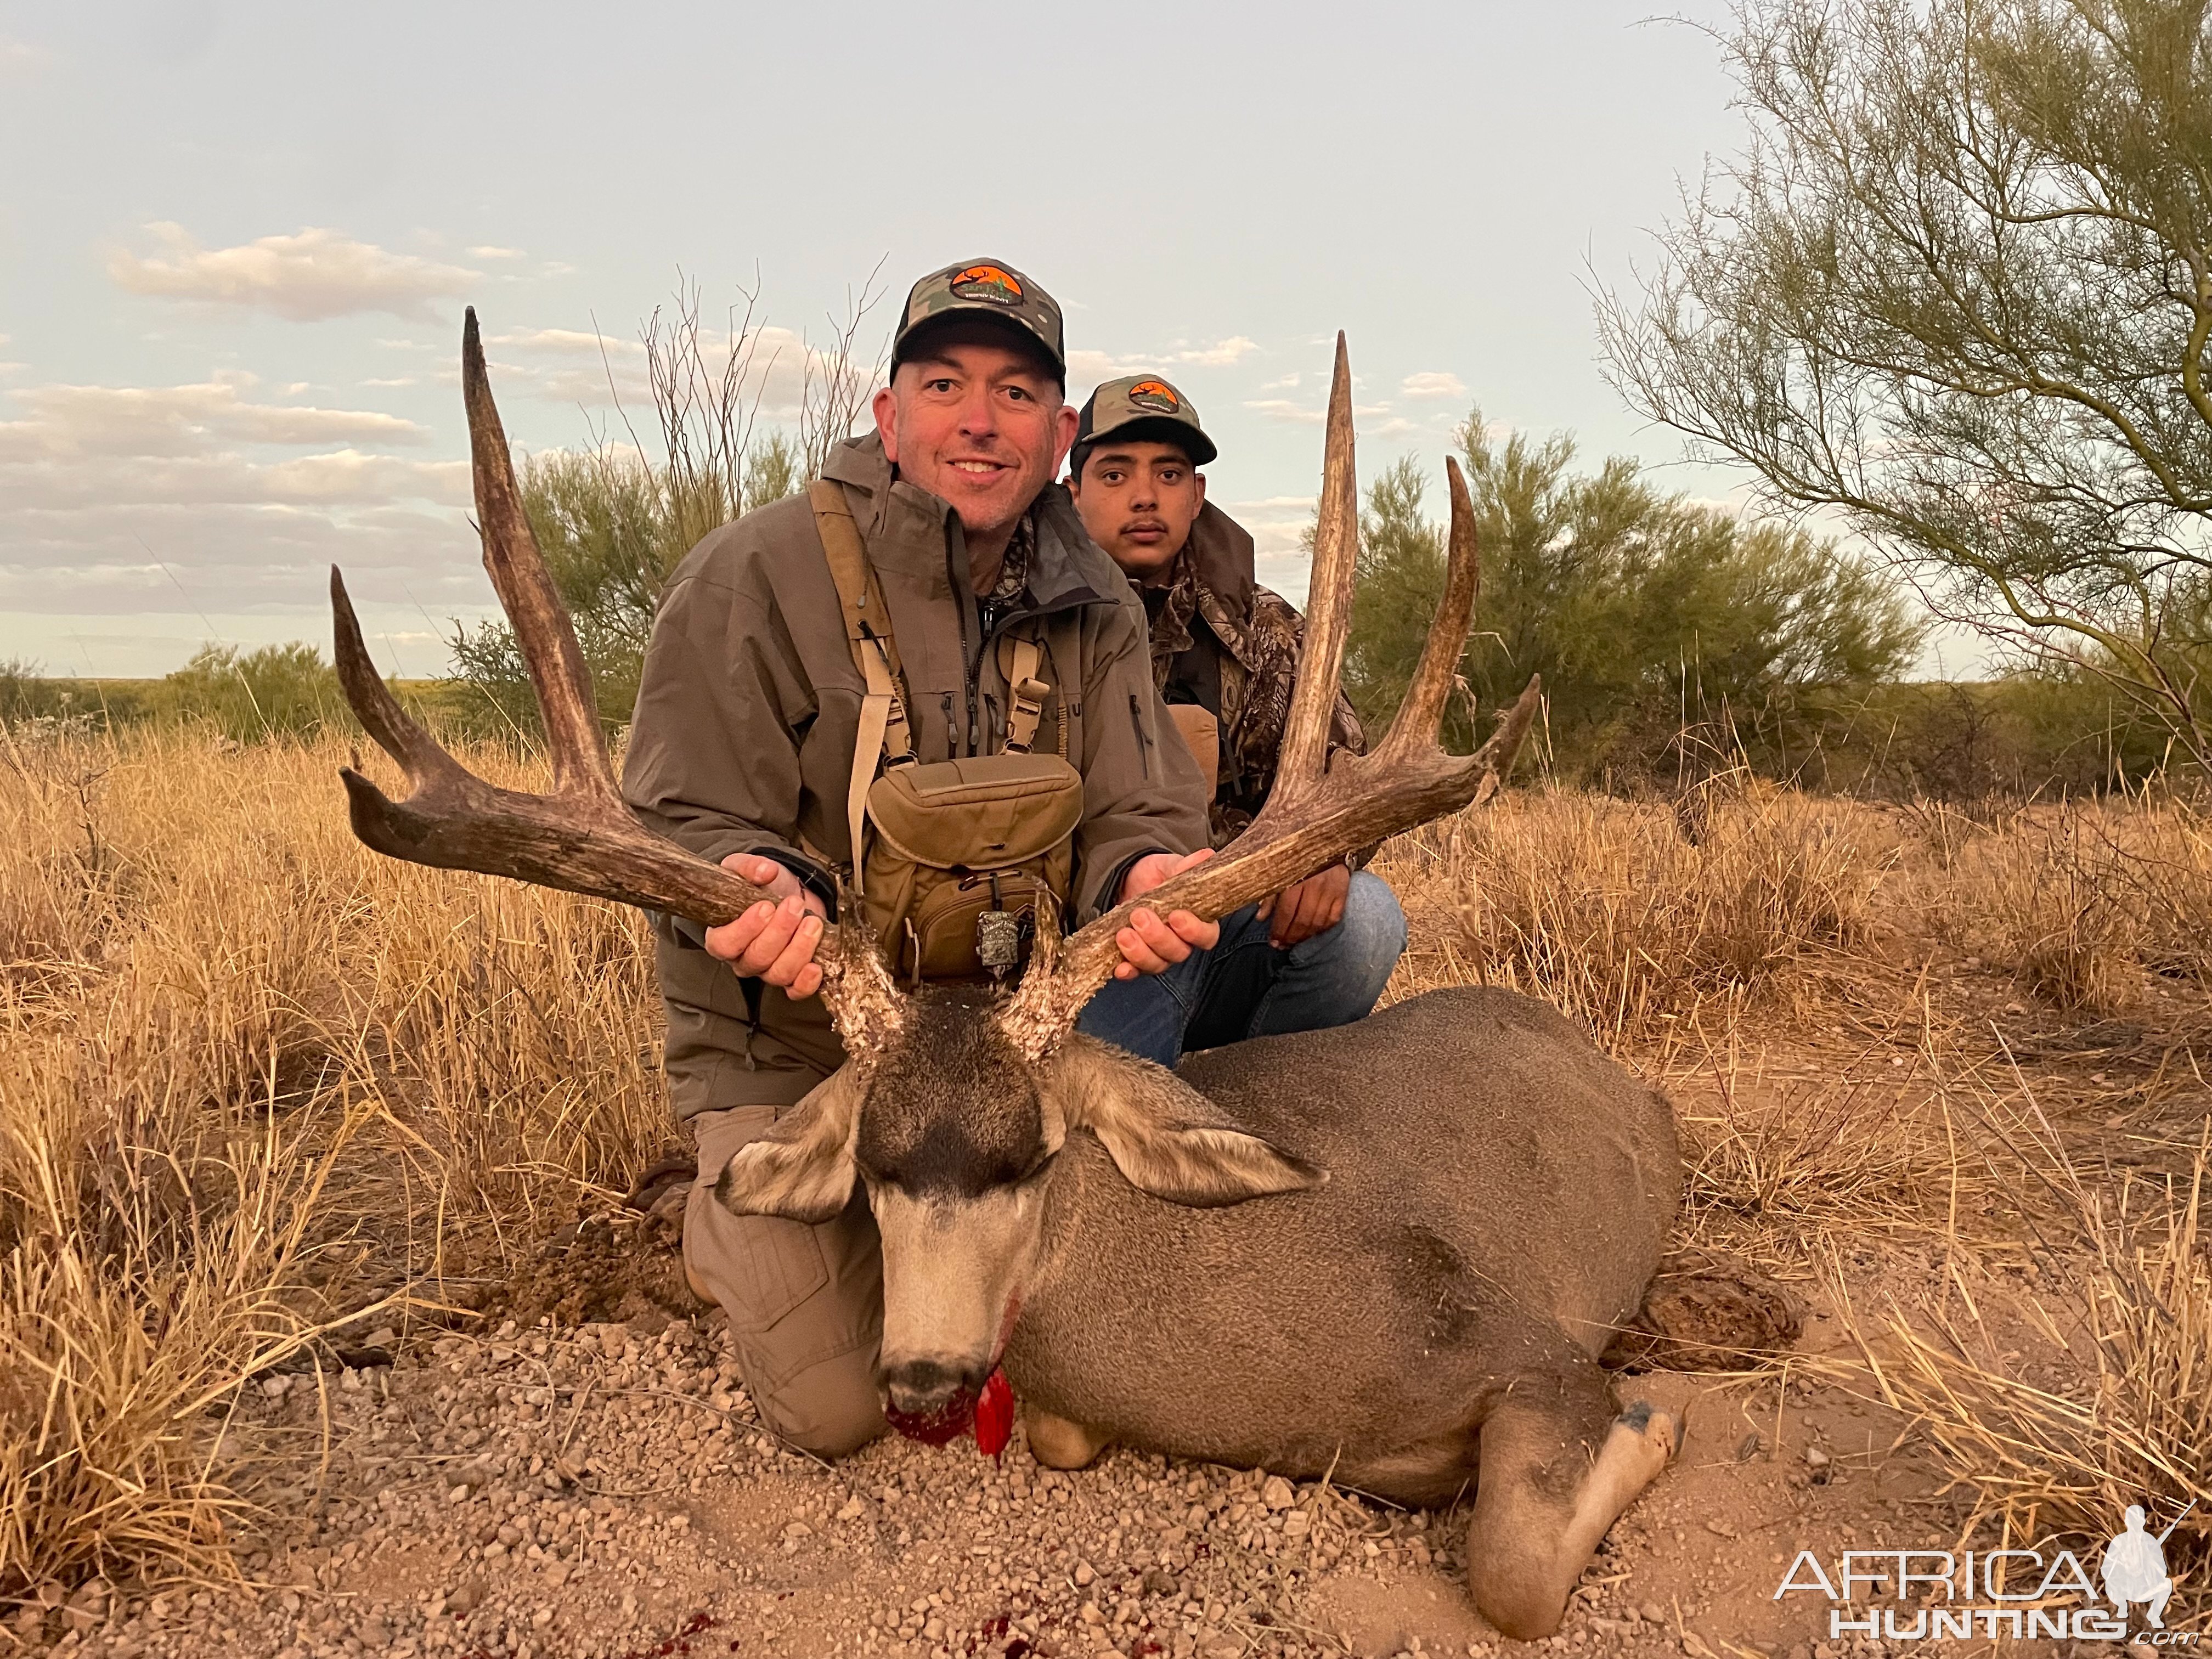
[1599,0,2212,766]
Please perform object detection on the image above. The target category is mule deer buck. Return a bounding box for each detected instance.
[330,312,1687,1639]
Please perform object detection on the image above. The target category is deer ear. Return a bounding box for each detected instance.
[710,1070,861,1224]
[1049,1037,1324,1208]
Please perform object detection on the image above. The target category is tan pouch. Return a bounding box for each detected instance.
[861,753,1084,982]
[1166,703,1220,794]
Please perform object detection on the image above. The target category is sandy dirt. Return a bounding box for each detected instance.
[15,1223,1981,1659]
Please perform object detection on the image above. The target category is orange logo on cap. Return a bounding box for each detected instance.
[949,264,1024,306]
[1126,379,1181,414]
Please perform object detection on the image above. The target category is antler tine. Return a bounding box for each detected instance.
[332,566,470,791]
[1375,453,1482,763]
[1273,332,1358,799]
[996,336,1541,1063]
[329,311,905,1049]
[460,308,621,808]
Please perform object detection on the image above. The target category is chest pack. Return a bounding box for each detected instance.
[810,482,1082,984]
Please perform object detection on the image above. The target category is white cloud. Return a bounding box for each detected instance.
[1400,371,1466,400]
[1256,373,1301,392]
[469,246,528,261]
[1242,399,1392,426]
[1066,337,1263,382]
[0,374,471,625]
[1243,398,1323,425]
[0,376,427,461]
[110,224,481,322]
[490,327,635,357]
[0,36,50,77]
[1171,336,1259,368]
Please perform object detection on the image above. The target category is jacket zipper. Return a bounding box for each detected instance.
[1128,692,1152,778]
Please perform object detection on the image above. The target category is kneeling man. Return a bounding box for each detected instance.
[1068,375,1408,1063]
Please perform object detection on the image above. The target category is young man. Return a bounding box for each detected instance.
[623,262,1215,1458]
[1066,374,1408,1059]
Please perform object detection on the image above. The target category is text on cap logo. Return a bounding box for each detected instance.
[949,264,1024,306]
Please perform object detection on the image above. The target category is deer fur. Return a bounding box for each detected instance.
[712,983,1680,1639]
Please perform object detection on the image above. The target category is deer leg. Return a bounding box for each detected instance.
[1023,1404,1109,1470]
[1463,1370,1677,1640]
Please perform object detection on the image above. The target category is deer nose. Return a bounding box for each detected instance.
[882,1355,988,1417]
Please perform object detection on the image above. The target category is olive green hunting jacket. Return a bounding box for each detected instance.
[623,432,1210,1117]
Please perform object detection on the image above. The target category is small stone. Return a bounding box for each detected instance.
[837,1495,866,1522]
[1074,1562,1096,1587]
[1803,1446,1830,1469]
[1260,1476,1295,1511]
[1282,1512,1311,1538]
[261,1374,292,1399]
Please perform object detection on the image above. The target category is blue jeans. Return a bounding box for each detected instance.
[1075,870,1408,1067]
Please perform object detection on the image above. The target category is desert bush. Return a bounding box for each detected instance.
[151,643,348,743]
[445,273,885,739]
[1342,419,1921,779]
[1384,783,1891,1045]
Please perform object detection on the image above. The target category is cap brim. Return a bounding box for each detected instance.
[1075,414,1217,467]
[891,310,1065,376]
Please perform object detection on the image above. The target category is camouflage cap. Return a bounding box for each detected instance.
[1071,374,1218,470]
[891,258,1065,377]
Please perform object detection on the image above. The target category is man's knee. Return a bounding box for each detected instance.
[683,1102,888,1459]
[755,1346,886,1458]
[1341,870,1408,960]
[1310,870,1407,998]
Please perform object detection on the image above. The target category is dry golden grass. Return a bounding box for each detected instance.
[1377,780,1893,1049]
[1905,792,2212,1017]
[4,726,2209,1606]
[0,727,669,1599]
[1837,1107,2211,1589]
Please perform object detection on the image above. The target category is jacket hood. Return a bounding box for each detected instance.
[1183,501,1256,614]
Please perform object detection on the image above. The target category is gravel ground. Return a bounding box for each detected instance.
[14,1222,1955,1659]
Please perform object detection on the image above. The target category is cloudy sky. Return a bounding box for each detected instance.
[0,0,1775,678]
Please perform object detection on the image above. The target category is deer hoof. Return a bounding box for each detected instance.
[1615,1401,1679,1473]
[1024,1405,1107,1470]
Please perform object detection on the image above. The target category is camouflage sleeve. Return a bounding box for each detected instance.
[1246,588,1367,758]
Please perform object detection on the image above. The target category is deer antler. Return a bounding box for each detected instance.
[330,308,904,1051]
[996,334,1540,1063]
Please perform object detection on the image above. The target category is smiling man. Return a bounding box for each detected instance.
[1066,373,1408,1056]
[622,261,1212,1459]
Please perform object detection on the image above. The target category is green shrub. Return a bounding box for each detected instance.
[155,644,347,743]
